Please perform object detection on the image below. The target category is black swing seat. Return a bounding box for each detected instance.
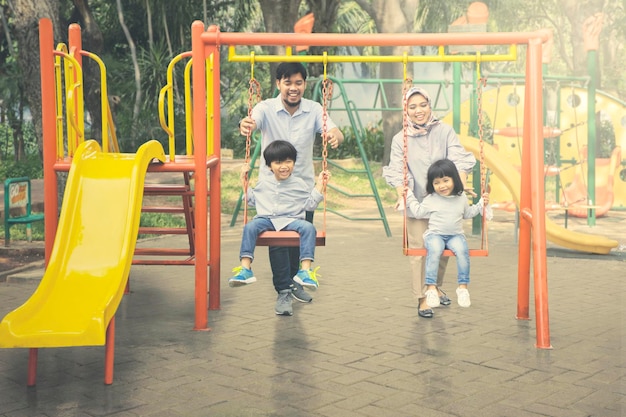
[256,231,326,247]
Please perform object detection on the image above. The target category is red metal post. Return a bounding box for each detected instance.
[200,30,551,48]
[191,21,210,331]
[516,49,533,321]
[104,317,115,384]
[527,38,552,349]
[27,348,38,386]
[208,25,222,311]
[39,19,58,264]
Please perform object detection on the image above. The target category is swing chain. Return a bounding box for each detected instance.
[243,77,262,223]
[401,77,413,198]
[477,76,489,251]
[321,77,333,176]
[477,76,488,196]
[401,76,413,253]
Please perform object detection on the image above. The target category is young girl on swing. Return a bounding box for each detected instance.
[405,158,491,308]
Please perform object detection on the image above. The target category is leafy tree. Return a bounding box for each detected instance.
[7,0,61,155]
[352,0,421,165]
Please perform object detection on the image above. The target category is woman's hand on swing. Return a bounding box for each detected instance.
[395,186,408,211]
[464,186,477,198]
[459,171,477,198]
[239,117,256,136]
[240,163,251,186]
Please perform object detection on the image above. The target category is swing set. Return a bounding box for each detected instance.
[401,70,489,257]
[196,24,553,348]
[240,59,333,247]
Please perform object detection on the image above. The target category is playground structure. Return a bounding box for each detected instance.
[3,16,625,386]
[254,70,626,240]
[206,28,559,349]
[442,83,626,217]
[0,139,165,385]
[0,19,221,385]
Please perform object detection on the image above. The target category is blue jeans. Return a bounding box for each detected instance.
[424,234,470,285]
[269,211,315,292]
[240,217,317,262]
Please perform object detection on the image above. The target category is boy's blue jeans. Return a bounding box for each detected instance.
[424,233,470,285]
[240,217,317,263]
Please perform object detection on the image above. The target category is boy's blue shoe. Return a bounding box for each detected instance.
[229,266,257,287]
[293,267,320,291]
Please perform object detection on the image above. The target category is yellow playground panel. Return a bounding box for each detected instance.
[442,84,525,210]
[443,84,626,211]
[559,87,626,209]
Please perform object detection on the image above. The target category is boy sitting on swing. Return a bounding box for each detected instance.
[230,140,330,291]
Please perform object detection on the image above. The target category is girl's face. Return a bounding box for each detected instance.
[407,93,432,125]
[432,176,454,197]
[269,159,295,181]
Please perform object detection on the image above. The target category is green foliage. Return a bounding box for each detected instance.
[138,212,187,239]
[0,121,38,159]
[324,120,385,162]
[0,154,43,181]
[597,117,616,158]
[0,221,45,242]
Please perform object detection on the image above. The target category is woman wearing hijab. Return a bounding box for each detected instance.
[383,87,476,319]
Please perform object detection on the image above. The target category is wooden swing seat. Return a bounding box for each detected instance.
[256,231,326,247]
[404,248,488,257]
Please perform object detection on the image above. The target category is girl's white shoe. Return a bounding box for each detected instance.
[456,288,471,307]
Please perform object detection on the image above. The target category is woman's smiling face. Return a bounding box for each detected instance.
[407,93,432,125]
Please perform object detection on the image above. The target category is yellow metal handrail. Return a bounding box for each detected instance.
[228,44,517,64]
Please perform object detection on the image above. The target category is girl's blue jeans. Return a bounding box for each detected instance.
[424,233,470,285]
[240,217,317,262]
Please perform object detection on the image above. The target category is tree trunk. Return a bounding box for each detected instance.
[116,0,142,135]
[305,0,342,77]
[257,0,301,91]
[558,0,604,77]
[361,0,419,165]
[11,0,61,154]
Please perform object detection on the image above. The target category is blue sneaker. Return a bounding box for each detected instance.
[229,266,257,287]
[293,267,320,291]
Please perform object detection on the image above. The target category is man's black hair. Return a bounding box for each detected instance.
[263,140,298,167]
[275,62,308,81]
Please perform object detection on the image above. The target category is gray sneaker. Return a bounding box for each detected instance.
[291,283,313,303]
[275,289,293,316]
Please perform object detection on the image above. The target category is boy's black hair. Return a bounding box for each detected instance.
[275,62,308,81]
[263,140,298,167]
[426,159,465,195]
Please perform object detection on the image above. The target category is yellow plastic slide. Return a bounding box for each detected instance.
[460,136,618,255]
[0,140,165,347]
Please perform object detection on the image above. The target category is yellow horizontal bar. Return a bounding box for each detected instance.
[228,45,516,64]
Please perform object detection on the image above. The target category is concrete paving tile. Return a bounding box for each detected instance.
[0,207,624,416]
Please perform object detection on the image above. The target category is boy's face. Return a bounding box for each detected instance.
[276,73,306,110]
[269,159,295,181]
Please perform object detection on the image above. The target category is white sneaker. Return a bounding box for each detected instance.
[425,289,441,308]
[456,287,471,307]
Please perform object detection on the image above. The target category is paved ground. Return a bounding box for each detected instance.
[0,199,624,416]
